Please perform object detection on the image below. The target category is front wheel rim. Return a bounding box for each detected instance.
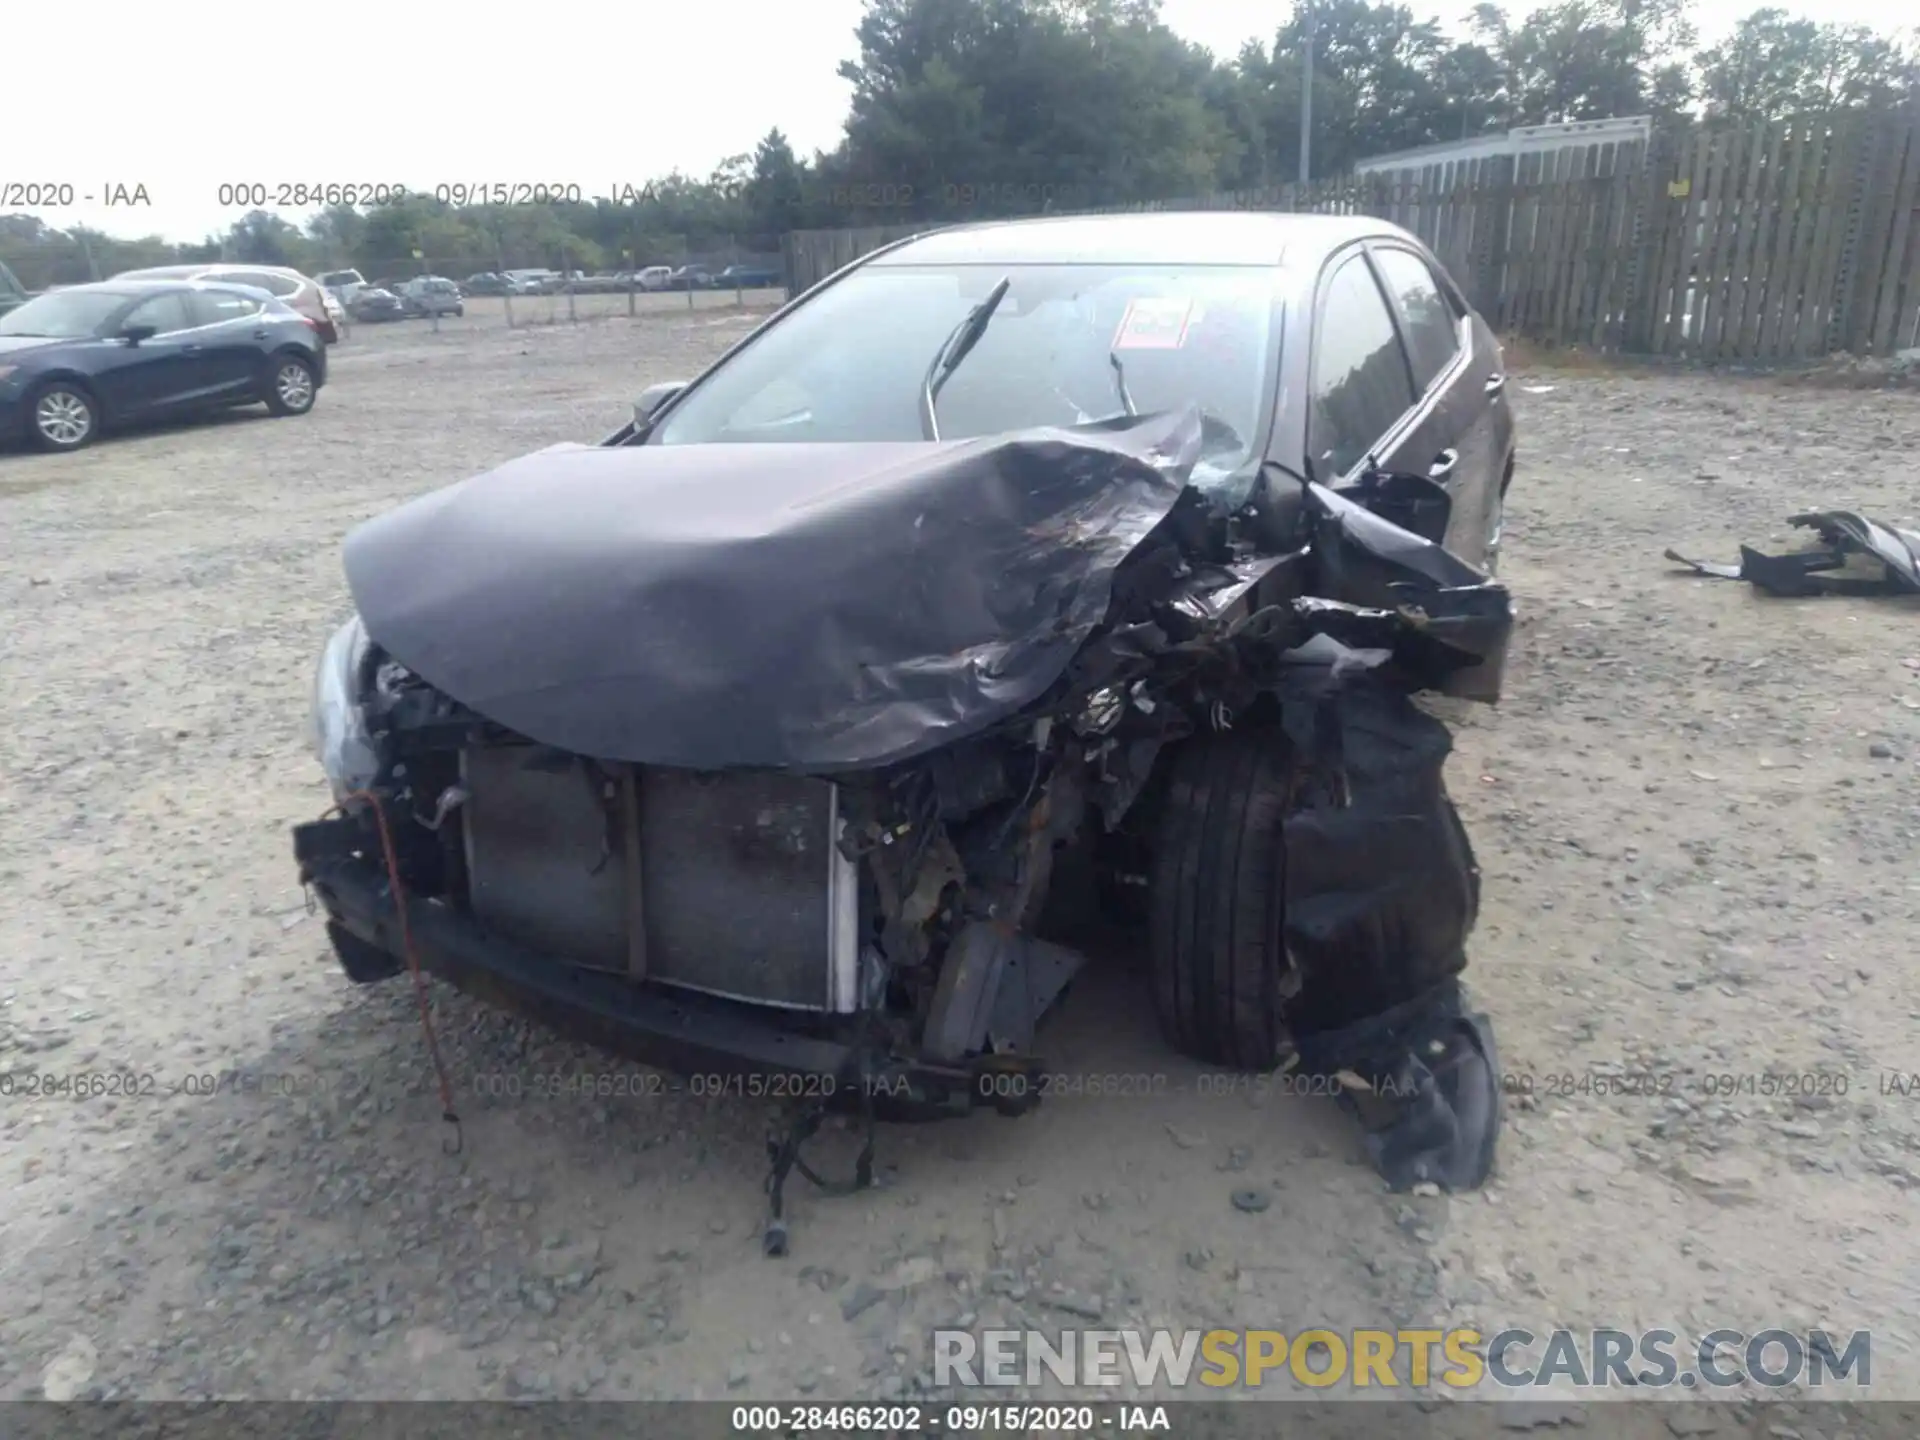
[36,391,91,445]
[277,364,314,409]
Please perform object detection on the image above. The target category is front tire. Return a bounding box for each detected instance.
[28,381,98,452]
[1147,729,1292,1070]
[265,354,317,416]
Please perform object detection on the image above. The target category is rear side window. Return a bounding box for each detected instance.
[217,269,298,298]
[1310,254,1416,477]
[191,290,263,326]
[122,292,195,335]
[1371,247,1460,394]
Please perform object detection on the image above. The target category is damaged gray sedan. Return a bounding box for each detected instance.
[294,213,1518,1249]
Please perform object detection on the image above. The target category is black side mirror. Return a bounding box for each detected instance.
[120,323,158,345]
[632,381,687,429]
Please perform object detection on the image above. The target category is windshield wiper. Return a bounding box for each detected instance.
[1108,352,1136,417]
[919,275,1011,441]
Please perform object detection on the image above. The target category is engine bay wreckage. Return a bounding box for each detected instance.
[292,407,1514,1252]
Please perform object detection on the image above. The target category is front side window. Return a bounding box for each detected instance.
[1371,247,1460,395]
[1309,255,1416,479]
[650,262,1280,500]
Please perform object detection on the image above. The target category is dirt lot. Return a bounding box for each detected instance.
[2,306,1917,1415]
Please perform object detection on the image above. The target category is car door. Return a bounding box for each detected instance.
[1306,248,1422,471]
[185,289,274,401]
[1366,243,1504,567]
[89,290,202,419]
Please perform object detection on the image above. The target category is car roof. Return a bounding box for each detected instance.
[50,278,279,299]
[869,211,1409,268]
[119,263,308,280]
[37,279,197,298]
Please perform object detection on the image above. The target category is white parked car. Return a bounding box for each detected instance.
[316,268,368,307]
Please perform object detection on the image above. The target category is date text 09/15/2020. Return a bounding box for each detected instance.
[0,1070,331,1101]
[729,1404,1169,1433]
[466,1070,1373,1105]
[461,1067,1920,1105]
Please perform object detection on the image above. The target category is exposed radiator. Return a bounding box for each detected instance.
[459,746,860,1012]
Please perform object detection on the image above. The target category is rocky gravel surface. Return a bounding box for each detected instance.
[2,311,1917,1421]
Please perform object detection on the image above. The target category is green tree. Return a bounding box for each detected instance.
[746,128,809,236]
[1696,8,1920,122]
[225,209,316,267]
[1490,0,1697,126]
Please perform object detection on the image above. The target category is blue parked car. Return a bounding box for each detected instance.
[0,279,326,452]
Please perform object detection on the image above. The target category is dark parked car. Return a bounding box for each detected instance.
[293,213,1515,1247]
[0,280,325,452]
[349,288,407,323]
[397,277,464,318]
[712,264,782,289]
[665,265,713,290]
[463,273,511,296]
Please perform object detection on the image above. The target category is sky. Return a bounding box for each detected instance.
[9,0,1914,243]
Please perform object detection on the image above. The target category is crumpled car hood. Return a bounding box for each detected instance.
[343,409,1205,772]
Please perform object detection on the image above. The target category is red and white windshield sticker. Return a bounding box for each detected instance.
[1112,296,1195,350]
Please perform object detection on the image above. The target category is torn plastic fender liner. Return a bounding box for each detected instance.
[1666,509,1920,597]
[1273,673,1496,1193]
[341,409,1205,773]
[1277,677,1480,1038]
[1305,482,1513,703]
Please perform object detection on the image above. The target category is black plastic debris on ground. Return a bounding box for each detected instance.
[1667,510,1920,597]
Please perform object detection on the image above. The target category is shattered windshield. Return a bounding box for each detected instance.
[651,262,1280,501]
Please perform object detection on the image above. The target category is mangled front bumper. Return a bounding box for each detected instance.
[294,816,1037,1121]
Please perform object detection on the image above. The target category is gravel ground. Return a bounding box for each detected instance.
[2,310,1917,1417]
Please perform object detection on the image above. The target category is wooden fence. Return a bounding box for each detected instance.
[781,110,1920,364]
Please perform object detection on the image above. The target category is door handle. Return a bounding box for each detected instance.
[181,343,204,354]
[1485,372,1507,396]
[253,330,269,340]
[1429,448,1461,481]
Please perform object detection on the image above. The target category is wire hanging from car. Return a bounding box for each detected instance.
[334,789,463,1155]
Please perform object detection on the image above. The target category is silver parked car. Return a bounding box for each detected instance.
[112,263,341,343]
[396,276,464,318]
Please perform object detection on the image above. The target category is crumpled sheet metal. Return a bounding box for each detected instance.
[343,409,1204,773]
[1306,481,1513,702]
[1666,510,1920,597]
